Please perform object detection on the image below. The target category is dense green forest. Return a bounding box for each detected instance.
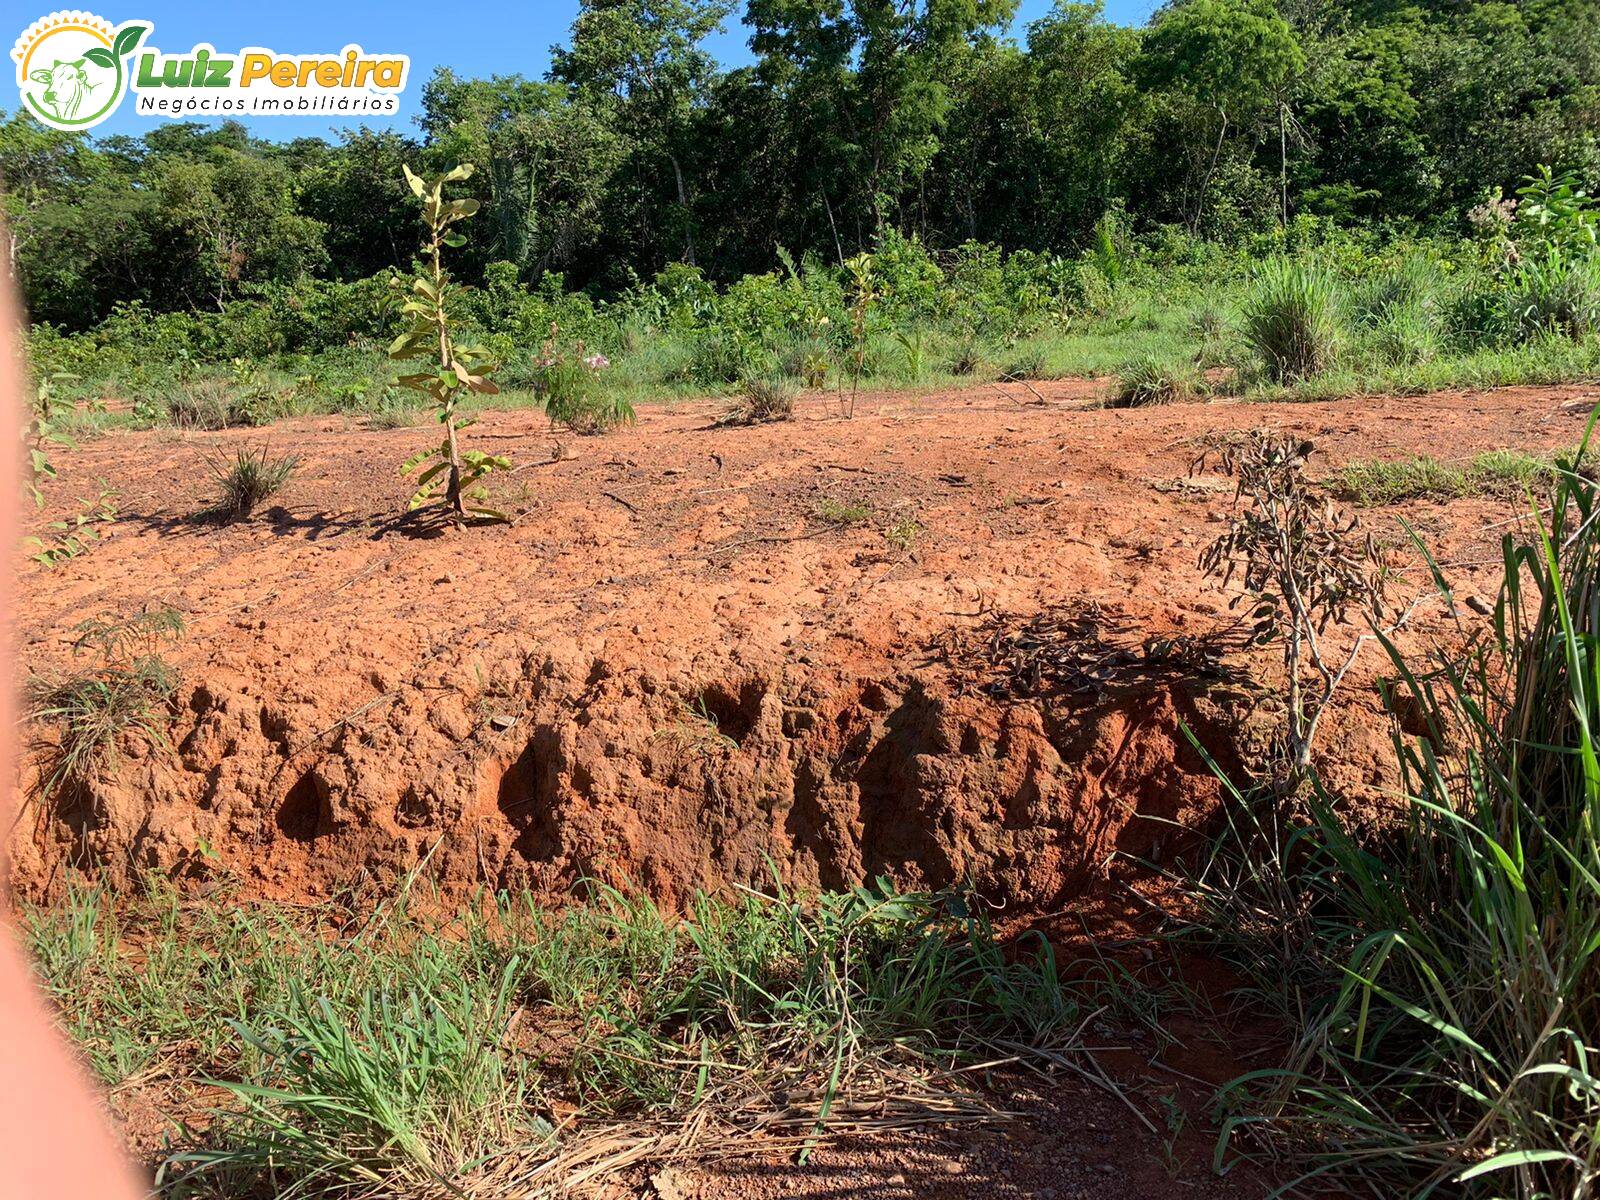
[3,0,1598,425]
[6,0,1595,322]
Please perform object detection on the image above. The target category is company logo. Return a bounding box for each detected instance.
[12,11,146,129]
[13,11,410,131]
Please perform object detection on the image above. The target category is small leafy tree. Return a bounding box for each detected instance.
[1514,165,1598,257]
[22,370,75,505]
[389,163,511,523]
[842,252,876,419]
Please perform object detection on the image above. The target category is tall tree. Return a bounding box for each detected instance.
[420,70,624,286]
[551,0,734,267]
[0,111,98,283]
[1137,0,1305,232]
[747,0,1020,244]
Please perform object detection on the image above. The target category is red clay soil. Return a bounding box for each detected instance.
[14,378,1599,1198]
[11,379,1597,909]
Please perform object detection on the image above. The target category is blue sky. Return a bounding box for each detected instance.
[35,0,1160,139]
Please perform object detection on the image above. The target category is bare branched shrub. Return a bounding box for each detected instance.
[1197,431,1406,791]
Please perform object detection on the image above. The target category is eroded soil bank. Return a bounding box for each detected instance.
[12,380,1595,906]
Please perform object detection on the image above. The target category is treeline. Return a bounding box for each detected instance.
[2,0,1596,331]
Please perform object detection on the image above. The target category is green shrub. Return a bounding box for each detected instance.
[205,446,298,519]
[1500,248,1600,342]
[1108,353,1200,407]
[1242,258,1344,383]
[683,329,771,384]
[538,340,632,434]
[1196,435,1600,1196]
[717,377,797,426]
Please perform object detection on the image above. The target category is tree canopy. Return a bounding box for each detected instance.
[3,0,1596,329]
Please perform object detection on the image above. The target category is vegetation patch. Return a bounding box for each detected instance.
[27,606,184,791]
[1332,450,1555,505]
[203,445,298,520]
[716,377,797,426]
[24,877,1090,1197]
[814,497,871,526]
[1107,354,1202,407]
[1188,444,1600,1198]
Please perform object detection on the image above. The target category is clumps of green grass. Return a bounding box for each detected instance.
[1188,305,1232,366]
[1351,258,1444,367]
[1107,354,1201,407]
[30,876,1083,1198]
[1500,248,1600,342]
[27,606,184,789]
[203,445,298,519]
[1243,258,1344,383]
[999,349,1049,382]
[717,377,797,426]
[947,341,985,377]
[815,497,871,525]
[1189,440,1600,1197]
[1331,450,1554,505]
[167,378,246,430]
[884,516,922,551]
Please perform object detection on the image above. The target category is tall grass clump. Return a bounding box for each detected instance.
[168,965,542,1196]
[1354,259,1442,367]
[27,606,184,789]
[1108,353,1200,407]
[1196,422,1600,1197]
[1501,248,1600,343]
[204,445,297,519]
[716,377,797,426]
[1242,258,1344,383]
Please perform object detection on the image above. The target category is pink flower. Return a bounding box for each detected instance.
[584,353,611,370]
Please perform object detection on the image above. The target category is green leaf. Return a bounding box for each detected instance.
[401,164,426,198]
[112,24,147,58]
[387,331,429,357]
[413,461,450,487]
[1458,1150,1577,1182]
[84,47,115,69]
